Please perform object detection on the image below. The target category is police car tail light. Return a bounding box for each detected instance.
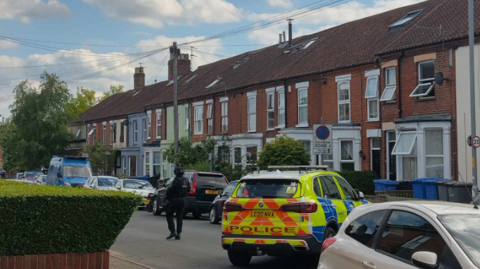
[321,237,336,252]
[223,201,244,212]
[280,202,317,213]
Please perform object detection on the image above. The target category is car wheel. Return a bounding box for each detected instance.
[209,207,220,224]
[227,250,252,266]
[192,212,202,219]
[153,197,162,216]
[323,227,336,240]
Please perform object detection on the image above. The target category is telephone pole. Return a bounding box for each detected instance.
[469,0,479,197]
[170,42,180,162]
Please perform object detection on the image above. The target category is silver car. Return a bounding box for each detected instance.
[84,176,118,191]
[319,201,480,269]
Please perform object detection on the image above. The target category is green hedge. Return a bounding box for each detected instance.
[0,180,142,256]
[336,171,376,195]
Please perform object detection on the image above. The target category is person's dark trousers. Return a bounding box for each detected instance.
[166,198,186,234]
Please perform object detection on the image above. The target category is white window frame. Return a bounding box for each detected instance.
[296,82,309,127]
[142,118,146,143]
[102,122,106,144]
[380,67,397,101]
[193,101,204,135]
[386,131,397,180]
[147,111,151,139]
[133,120,138,144]
[156,109,162,139]
[122,156,126,175]
[92,124,96,145]
[220,97,228,133]
[185,106,190,131]
[266,88,275,130]
[337,81,351,123]
[392,131,417,155]
[365,70,380,121]
[153,151,161,176]
[340,140,355,171]
[145,150,151,176]
[410,60,435,97]
[425,129,444,178]
[277,86,285,128]
[206,100,213,134]
[247,91,257,133]
[110,121,115,146]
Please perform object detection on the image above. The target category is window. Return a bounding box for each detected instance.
[206,103,213,134]
[335,176,357,200]
[221,101,228,133]
[153,152,161,176]
[267,92,275,129]
[194,105,204,135]
[425,130,443,178]
[234,147,242,167]
[110,122,115,145]
[392,132,416,155]
[87,125,93,145]
[103,124,106,144]
[120,122,125,143]
[378,210,445,263]
[206,77,222,89]
[410,61,435,97]
[313,177,322,197]
[246,146,257,167]
[340,140,354,171]
[381,67,397,101]
[218,146,230,163]
[147,113,151,139]
[92,125,96,145]
[162,154,168,178]
[278,90,285,127]
[386,131,397,180]
[298,88,308,125]
[185,106,190,131]
[248,94,256,132]
[322,153,333,170]
[156,109,162,139]
[371,137,381,177]
[389,9,423,29]
[75,128,81,139]
[345,210,387,247]
[365,76,379,121]
[145,151,150,176]
[320,176,342,199]
[142,119,146,143]
[338,81,350,122]
[133,120,138,144]
[301,38,318,50]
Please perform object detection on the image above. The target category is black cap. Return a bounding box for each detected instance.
[174,166,184,177]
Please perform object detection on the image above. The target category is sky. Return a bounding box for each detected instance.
[0,0,425,117]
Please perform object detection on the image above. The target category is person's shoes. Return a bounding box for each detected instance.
[166,233,176,240]
[175,234,181,240]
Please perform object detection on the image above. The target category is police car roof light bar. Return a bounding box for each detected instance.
[267,165,329,172]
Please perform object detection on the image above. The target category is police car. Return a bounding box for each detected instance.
[221,166,370,266]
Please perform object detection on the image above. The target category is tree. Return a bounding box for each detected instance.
[257,135,310,169]
[164,137,216,169]
[0,72,73,171]
[66,87,97,118]
[98,85,124,102]
[84,143,116,175]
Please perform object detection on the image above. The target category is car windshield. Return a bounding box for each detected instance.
[235,179,300,198]
[223,181,239,196]
[98,177,117,187]
[64,166,92,178]
[26,172,43,177]
[439,214,480,267]
[123,180,153,189]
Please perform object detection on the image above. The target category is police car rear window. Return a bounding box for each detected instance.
[235,179,300,198]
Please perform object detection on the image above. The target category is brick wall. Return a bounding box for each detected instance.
[0,251,109,269]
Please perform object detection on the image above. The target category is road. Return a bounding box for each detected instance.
[111,211,318,269]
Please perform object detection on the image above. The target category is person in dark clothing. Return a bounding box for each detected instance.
[166,166,190,240]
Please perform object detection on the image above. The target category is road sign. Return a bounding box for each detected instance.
[473,136,480,148]
[313,124,332,155]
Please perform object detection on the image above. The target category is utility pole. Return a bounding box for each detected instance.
[170,42,180,163]
[469,0,479,197]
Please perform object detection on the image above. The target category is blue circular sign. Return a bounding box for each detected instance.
[316,126,330,140]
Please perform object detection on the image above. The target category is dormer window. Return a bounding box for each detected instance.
[389,9,423,30]
[206,77,222,89]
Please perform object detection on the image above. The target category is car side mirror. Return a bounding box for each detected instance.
[358,191,365,199]
[412,251,438,269]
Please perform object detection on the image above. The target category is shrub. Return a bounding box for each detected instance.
[258,135,310,169]
[336,170,376,195]
[0,180,142,256]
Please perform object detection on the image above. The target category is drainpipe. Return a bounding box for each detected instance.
[397,51,404,119]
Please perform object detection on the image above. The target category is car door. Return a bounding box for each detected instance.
[360,209,456,269]
[158,178,173,208]
[319,176,348,225]
[334,176,360,215]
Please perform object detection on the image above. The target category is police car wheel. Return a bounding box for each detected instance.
[209,208,219,224]
[228,250,252,266]
[323,227,336,240]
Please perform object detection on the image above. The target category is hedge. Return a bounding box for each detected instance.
[336,171,376,195]
[0,180,142,256]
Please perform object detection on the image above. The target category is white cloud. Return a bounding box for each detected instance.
[0,0,71,23]
[266,0,293,9]
[0,40,18,49]
[82,0,242,28]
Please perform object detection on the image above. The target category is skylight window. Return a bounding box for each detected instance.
[132,90,141,97]
[389,9,423,30]
[233,57,250,69]
[284,37,318,54]
[167,80,174,86]
[206,77,222,89]
[302,38,318,50]
[184,74,198,84]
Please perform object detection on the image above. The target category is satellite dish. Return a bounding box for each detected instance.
[435,72,444,85]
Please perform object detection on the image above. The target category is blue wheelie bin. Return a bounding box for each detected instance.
[424,178,449,200]
[411,178,436,199]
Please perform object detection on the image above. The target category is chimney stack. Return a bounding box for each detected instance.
[288,19,293,47]
[134,66,145,89]
[279,34,282,44]
[168,53,191,81]
[283,31,286,43]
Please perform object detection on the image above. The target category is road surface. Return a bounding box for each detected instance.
[111,211,317,269]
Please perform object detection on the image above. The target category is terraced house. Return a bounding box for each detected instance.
[73,0,480,182]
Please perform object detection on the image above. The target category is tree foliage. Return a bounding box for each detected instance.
[66,87,97,118]
[84,143,116,175]
[0,72,73,171]
[98,85,124,102]
[257,135,310,169]
[164,137,216,169]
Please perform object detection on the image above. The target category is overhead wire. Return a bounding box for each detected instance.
[147,53,169,85]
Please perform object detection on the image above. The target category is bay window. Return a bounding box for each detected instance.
[340,140,354,171]
[425,129,443,178]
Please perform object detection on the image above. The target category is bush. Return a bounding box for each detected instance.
[0,180,142,256]
[258,135,310,169]
[336,170,376,195]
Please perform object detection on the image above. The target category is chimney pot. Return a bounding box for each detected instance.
[283,31,286,43]
[288,20,293,47]
[279,34,282,44]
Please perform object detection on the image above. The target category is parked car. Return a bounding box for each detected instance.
[318,201,480,269]
[115,179,155,209]
[35,175,47,185]
[84,176,118,190]
[151,171,229,218]
[0,168,6,178]
[24,171,44,182]
[16,172,24,180]
[209,180,239,224]
[46,156,92,187]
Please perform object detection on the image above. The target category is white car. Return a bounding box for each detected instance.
[84,176,118,190]
[319,201,480,269]
[114,179,155,209]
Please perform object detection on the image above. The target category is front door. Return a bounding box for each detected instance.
[129,156,137,176]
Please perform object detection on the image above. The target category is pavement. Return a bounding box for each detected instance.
[110,211,317,269]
